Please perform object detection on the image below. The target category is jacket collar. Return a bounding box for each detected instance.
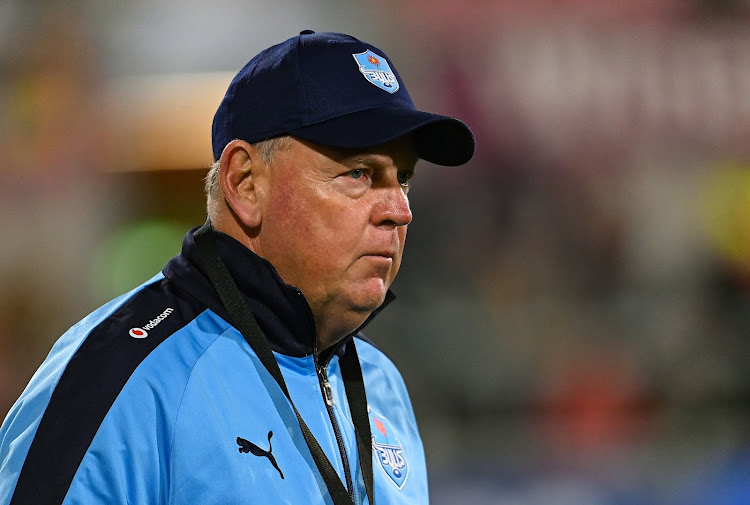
[163,225,394,357]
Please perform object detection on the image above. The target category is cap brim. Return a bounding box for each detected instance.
[289,106,475,166]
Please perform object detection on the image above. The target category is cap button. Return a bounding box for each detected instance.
[299,29,315,35]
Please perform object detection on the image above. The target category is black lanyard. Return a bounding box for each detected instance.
[194,223,374,505]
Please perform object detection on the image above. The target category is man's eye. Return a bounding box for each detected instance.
[397,171,413,186]
[348,169,365,180]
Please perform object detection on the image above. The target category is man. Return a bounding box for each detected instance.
[0,31,474,504]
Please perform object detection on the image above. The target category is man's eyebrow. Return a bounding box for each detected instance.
[344,154,387,166]
[344,153,419,169]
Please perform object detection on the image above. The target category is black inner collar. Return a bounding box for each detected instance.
[163,225,393,357]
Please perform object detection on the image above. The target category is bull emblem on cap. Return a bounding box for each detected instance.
[353,50,400,94]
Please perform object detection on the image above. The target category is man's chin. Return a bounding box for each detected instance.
[349,279,389,313]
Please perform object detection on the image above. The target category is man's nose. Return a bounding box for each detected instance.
[373,185,413,228]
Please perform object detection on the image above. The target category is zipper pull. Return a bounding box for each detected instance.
[320,371,335,407]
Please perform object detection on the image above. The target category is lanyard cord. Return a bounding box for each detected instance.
[194,223,374,505]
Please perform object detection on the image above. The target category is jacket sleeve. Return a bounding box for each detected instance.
[0,278,187,505]
[0,354,171,505]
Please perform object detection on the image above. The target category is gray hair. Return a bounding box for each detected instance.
[204,136,292,201]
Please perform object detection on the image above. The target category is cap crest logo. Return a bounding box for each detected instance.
[369,407,409,489]
[353,50,399,94]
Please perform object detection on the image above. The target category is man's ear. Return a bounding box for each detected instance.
[218,139,267,228]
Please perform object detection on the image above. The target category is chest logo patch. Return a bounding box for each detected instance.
[237,431,284,479]
[369,407,409,489]
[129,307,174,338]
[352,50,399,94]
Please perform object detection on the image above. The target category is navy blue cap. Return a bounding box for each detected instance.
[212,31,475,166]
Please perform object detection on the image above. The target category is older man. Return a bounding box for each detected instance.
[0,31,474,504]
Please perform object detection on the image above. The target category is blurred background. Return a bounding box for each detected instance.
[2,0,750,503]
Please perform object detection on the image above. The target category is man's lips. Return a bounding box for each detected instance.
[362,250,396,259]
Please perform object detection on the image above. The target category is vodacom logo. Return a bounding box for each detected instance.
[129,307,174,339]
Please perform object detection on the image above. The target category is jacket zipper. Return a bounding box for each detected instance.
[316,353,355,500]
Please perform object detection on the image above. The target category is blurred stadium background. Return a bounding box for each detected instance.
[2,0,750,503]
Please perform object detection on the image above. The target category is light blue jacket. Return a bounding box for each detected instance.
[0,228,427,504]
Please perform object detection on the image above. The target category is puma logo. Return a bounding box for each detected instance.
[237,431,284,479]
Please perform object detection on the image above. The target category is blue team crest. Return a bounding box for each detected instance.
[352,50,400,93]
[369,407,408,489]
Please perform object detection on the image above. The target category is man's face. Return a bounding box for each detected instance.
[253,136,416,345]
